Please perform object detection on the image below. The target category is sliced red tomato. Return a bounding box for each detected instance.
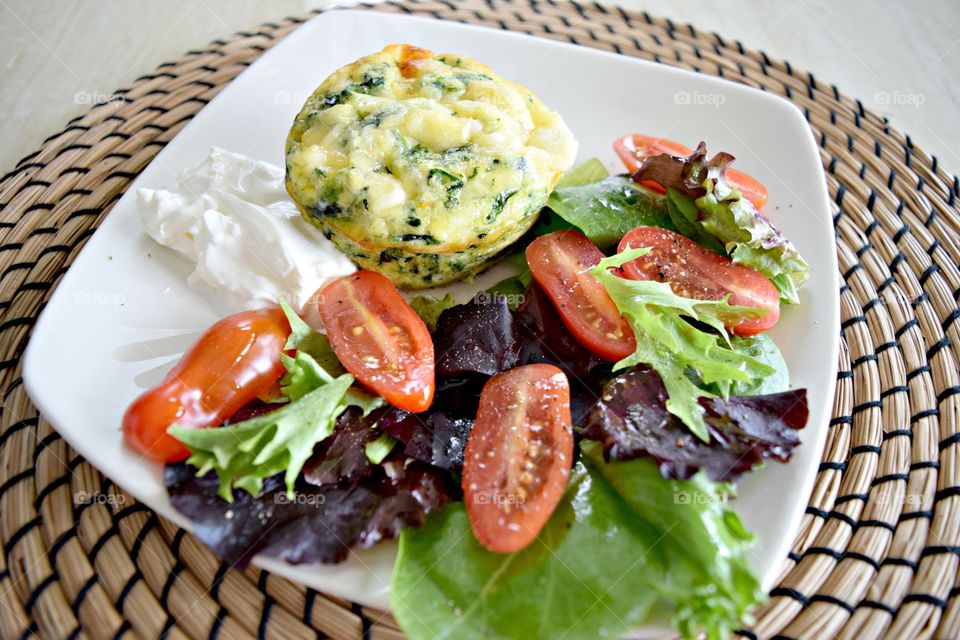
[317,271,434,412]
[463,364,573,553]
[526,230,636,362]
[618,226,780,335]
[613,133,768,209]
[122,307,291,462]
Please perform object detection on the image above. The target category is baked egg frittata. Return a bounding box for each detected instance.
[285,44,577,288]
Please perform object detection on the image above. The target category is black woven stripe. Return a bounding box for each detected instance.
[942,308,960,331]
[734,631,758,640]
[129,513,159,563]
[819,461,846,471]
[902,593,949,609]
[88,522,120,563]
[24,572,58,614]
[852,400,882,414]
[209,561,230,600]
[33,430,63,462]
[837,369,853,380]
[880,384,909,399]
[899,510,934,522]
[844,551,881,571]
[208,606,228,640]
[851,444,882,455]
[47,527,79,566]
[936,386,960,405]
[907,364,931,381]
[938,432,960,451]
[857,519,896,534]
[257,580,274,640]
[160,528,186,613]
[872,473,910,486]
[112,619,132,640]
[159,615,176,640]
[896,318,919,340]
[0,416,38,449]
[34,473,71,509]
[911,408,939,423]
[875,340,899,354]
[17,622,38,640]
[851,353,877,367]
[935,486,960,502]
[352,602,373,640]
[0,468,35,503]
[927,336,952,360]
[835,492,869,506]
[70,574,98,615]
[805,546,842,560]
[809,593,855,613]
[806,506,829,519]
[921,545,960,558]
[910,460,940,471]
[788,551,802,563]
[115,568,144,612]
[841,315,866,329]
[830,415,852,427]
[858,598,897,615]
[770,586,810,606]
[883,429,912,442]
[829,510,858,528]
[882,556,918,570]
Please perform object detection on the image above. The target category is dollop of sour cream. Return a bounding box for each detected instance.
[137,147,355,320]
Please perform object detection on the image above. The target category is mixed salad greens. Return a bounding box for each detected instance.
[125,137,811,640]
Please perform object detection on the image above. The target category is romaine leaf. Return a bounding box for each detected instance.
[581,367,807,481]
[591,249,773,440]
[554,157,608,189]
[170,372,356,501]
[390,442,763,640]
[546,177,675,250]
[409,293,457,331]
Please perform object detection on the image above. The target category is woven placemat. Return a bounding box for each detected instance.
[1,1,958,638]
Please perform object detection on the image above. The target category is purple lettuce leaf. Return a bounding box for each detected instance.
[631,141,734,201]
[164,457,455,567]
[378,406,473,472]
[513,283,612,423]
[434,293,518,378]
[302,406,384,485]
[580,367,807,481]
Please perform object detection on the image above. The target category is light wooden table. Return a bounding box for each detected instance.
[2,0,958,174]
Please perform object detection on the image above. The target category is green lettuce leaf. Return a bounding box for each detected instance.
[409,293,457,331]
[709,334,789,397]
[591,249,773,440]
[555,157,608,189]
[364,432,397,464]
[391,442,763,640]
[545,177,675,250]
[694,178,810,303]
[486,251,532,308]
[280,297,344,375]
[170,370,356,501]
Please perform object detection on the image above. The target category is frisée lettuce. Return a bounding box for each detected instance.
[591,248,774,441]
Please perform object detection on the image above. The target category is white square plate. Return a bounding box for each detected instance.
[24,9,838,617]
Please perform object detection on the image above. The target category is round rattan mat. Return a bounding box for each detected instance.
[1,1,958,638]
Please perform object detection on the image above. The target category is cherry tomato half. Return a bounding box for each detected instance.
[122,306,291,462]
[463,364,573,553]
[618,226,780,335]
[317,271,434,412]
[526,230,636,362]
[613,134,768,209]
